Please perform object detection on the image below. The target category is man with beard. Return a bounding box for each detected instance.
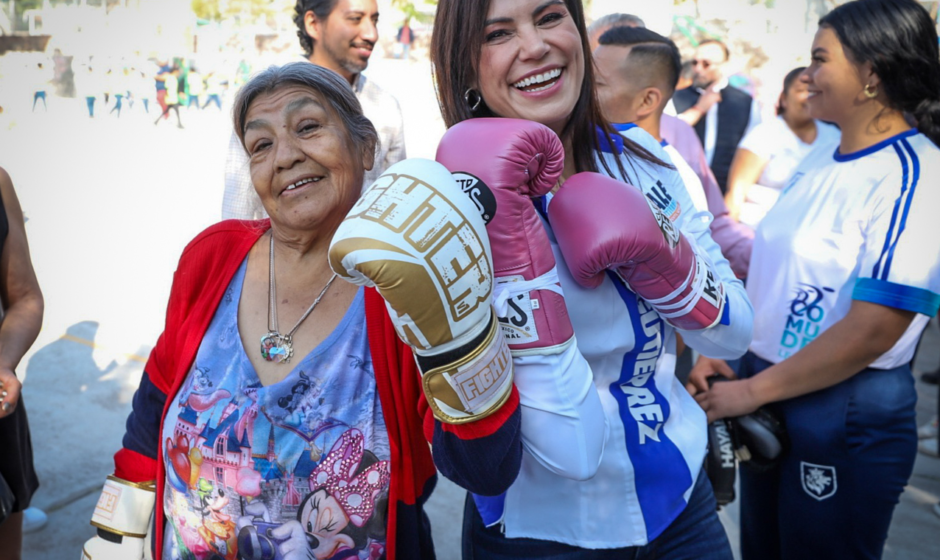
[673,40,761,194]
[222,0,407,220]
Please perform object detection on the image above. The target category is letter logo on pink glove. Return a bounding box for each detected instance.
[453,172,498,225]
[644,195,680,249]
[436,118,574,355]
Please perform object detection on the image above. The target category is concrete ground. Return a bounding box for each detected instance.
[2,53,938,559]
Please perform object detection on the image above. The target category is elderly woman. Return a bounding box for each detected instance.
[81,62,522,560]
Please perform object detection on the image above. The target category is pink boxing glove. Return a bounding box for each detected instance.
[548,172,725,330]
[436,118,573,354]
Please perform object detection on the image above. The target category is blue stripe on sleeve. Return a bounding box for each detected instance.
[872,144,909,279]
[881,140,921,281]
[720,295,731,326]
[853,278,940,317]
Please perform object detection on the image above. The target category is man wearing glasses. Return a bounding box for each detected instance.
[674,40,761,194]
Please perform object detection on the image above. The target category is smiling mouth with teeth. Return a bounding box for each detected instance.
[513,68,563,93]
[285,177,320,191]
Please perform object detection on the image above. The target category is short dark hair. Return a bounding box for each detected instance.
[293,0,341,58]
[598,26,682,94]
[697,38,729,61]
[777,67,806,116]
[232,62,378,160]
[588,12,646,36]
[820,0,940,146]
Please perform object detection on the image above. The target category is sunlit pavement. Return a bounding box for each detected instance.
[2,54,937,559]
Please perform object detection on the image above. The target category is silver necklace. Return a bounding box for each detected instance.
[260,234,337,364]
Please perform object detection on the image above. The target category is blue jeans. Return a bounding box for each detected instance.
[202,94,221,110]
[462,469,733,560]
[735,352,917,560]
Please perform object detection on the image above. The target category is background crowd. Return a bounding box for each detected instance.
[0,0,938,559]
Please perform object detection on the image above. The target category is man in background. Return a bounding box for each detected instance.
[396,18,415,60]
[222,0,407,220]
[673,39,761,194]
[591,18,752,278]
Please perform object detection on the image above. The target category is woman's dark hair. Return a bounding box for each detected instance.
[431,0,665,179]
[776,66,806,116]
[232,62,378,160]
[820,0,940,146]
[294,0,340,58]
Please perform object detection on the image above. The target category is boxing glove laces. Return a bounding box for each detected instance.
[549,172,725,330]
[436,118,574,356]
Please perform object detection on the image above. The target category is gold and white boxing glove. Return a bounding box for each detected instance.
[330,158,512,424]
[81,475,155,560]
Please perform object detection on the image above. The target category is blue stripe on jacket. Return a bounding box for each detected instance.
[872,144,909,280]
[881,140,921,281]
[608,271,693,541]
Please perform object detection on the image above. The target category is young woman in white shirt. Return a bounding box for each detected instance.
[724,67,840,228]
[690,0,940,558]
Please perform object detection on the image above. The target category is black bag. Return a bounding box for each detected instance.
[0,471,15,525]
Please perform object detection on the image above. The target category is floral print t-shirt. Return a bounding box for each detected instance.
[160,259,390,560]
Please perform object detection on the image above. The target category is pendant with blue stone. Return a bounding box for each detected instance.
[261,332,293,364]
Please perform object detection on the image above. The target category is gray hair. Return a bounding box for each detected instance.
[233,62,378,160]
[588,13,646,36]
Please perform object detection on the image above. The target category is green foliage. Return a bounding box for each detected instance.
[13,0,45,19]
[190,0,294,22]
[390,0,437,24]
[191,0,221,20]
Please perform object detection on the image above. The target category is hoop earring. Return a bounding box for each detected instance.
[464,88,482,112]
[864,84,878,99]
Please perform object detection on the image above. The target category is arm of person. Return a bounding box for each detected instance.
[678,88,721,127]
[702,155,753,278]
[0,168,44,419]
[745,95,763,135]
[640,137,753,358]
[695,301,915,422]
[114,277,181,482]
[84,268,182,559]
[614,127,753,357]
[222,129,267,220]
[424,384,523,496]
[698,159,940,418]
[510,345,608,481]
[673,205,753,360]
[724,148,767,221]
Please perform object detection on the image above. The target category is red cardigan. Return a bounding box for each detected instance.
[112,220,522,559]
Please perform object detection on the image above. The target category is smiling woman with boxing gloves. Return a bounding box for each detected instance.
[80,62,522,560]
[431,1,753,558]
